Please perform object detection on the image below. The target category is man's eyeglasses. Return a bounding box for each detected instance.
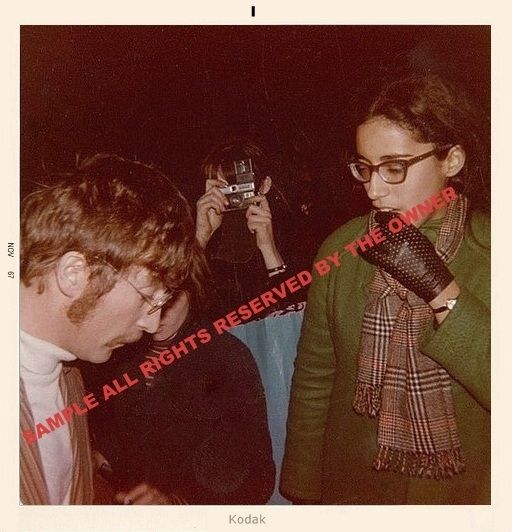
[95,258,175,315]
[348,145,453,185]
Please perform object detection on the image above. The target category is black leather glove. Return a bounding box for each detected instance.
[361,211,453,303]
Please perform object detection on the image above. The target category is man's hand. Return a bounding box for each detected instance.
[195,178,229,248]
[360,211,454,304]
[115,482,186,505]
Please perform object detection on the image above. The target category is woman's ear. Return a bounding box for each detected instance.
[258,176,272,195]
[55,252,89,298]
[444,145,466,178]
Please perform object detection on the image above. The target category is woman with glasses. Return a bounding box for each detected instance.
[280,73,490,504]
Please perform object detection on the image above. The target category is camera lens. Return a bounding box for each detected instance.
[229,194,243,207]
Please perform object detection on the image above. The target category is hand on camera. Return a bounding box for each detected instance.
[246,194,276,250]
[360,211,453,304]
[195,178,229,248]
[246,193,285,272]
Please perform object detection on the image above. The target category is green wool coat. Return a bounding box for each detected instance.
[280,211,490,504]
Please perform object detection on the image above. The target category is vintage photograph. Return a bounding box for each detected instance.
[20,25,490,507]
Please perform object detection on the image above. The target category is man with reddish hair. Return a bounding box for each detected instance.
[20,154,204,504]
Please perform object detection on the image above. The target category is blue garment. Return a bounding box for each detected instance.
[231,304,305,505]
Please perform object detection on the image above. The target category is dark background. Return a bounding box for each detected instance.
[20,25,490,246]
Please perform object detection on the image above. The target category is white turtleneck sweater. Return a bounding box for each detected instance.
[20,330,76,505]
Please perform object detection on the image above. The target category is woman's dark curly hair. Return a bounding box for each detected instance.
[351,73,490,213]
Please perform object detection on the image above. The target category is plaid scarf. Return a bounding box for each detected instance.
[353,195,468,479]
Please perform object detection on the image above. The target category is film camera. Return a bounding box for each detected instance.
[218,158,256,211]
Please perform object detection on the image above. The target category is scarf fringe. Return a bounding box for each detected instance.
[353,382,382,417]
[373,445,466,480]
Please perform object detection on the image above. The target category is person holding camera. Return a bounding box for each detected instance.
[280,73,490,504]
[195,139,302,318]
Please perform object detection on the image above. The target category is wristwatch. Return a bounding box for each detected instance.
[432,297,458,314]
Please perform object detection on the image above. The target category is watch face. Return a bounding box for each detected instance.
[446,298,458,310]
